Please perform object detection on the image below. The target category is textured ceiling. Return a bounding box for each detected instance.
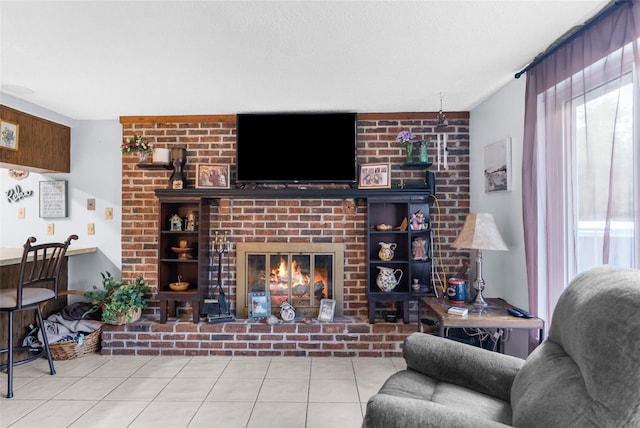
[0,0,610,120]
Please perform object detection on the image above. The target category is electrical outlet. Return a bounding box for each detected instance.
[17,207,25,219]
[105,207,113,220]
[47,224,54,235]
[87,223,95,235]
[87,198,96,210]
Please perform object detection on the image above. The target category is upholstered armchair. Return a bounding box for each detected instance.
[363,265,640,428]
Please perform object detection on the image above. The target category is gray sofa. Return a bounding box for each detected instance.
[362,265,640,427]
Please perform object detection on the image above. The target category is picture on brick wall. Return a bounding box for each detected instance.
[249,292,271,319]
[196,164,230,189]
[359,163,390,189]
[484,138,512,192]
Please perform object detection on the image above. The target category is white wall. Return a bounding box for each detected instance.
[470,77,529,357]
[0,93,122,292]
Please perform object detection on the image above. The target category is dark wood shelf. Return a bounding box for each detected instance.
[400,162,432,170]
[155,187,431,200]
[137,163,173,170]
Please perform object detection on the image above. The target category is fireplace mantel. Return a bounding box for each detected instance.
[155,187,430,200]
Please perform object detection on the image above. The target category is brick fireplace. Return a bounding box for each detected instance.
[108,112,471,357]
[236,242,345,319]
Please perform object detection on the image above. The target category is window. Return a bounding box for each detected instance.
[571,75,635,275]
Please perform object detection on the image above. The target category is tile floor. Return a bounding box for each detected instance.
[0,354,406,428]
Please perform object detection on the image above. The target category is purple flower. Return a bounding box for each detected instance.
[396,130,415,143]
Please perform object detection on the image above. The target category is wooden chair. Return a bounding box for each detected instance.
[0,234,78,398]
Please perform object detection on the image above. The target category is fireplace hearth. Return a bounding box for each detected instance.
[236,243,344,319]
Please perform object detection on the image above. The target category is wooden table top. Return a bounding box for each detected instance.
[423,296,544,330]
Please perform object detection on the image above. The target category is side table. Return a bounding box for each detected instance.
[422,296,545,348]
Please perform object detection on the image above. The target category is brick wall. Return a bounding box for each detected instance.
[113,112,470,356]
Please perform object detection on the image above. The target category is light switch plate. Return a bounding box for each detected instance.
[87,223,95,235]
[18,207,25,219]
[105,207,113,220]
[47,224,54,235]
[87,198,96,210]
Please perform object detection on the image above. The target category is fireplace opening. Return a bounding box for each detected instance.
[237,243,344,318]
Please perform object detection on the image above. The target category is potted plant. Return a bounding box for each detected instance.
[84,272,150,325]
[121,134,154,162]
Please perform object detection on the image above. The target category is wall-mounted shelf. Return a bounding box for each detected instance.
[137,163,173,170]
[400,163,432,170]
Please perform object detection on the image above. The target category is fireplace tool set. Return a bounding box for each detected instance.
[203,231,234,323]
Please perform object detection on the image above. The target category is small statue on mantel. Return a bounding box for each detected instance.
[169,213,183,231]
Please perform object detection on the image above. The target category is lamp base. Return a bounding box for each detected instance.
[472,289,488,306]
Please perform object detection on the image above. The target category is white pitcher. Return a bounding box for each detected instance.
[376,266,403,292]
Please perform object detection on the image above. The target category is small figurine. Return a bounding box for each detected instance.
[169,214,183,231]
[410,210,427,231]
[412,237,428,260]
[185,211,196,231]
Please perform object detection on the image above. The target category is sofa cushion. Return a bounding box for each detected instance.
[365,374,512,428]
[511,265,640,427]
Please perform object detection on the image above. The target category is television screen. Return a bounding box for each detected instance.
[236,112,358,185]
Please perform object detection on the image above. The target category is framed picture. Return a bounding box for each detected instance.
[1,120,19,150]
[196,164,230,189]
[318,298,336,322]
[248,292,271,318]
[359,163,390,189]
[484,138,512,192]
[39,180,68,218]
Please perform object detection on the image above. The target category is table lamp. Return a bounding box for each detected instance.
[451,213,508,306]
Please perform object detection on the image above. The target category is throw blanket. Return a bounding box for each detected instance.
[37,313,103,344]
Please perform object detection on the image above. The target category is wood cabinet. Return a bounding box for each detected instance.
[0,105,70,172]
[155,194,211,323]
[367,195,432,323]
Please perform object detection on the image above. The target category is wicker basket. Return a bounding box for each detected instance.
[49,327,102,360]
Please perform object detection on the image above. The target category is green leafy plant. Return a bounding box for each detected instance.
[84,272,149,324]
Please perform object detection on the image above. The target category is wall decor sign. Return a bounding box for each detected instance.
[196,164,230,189]
[6,185,34,203]
[359,163,391,189]
[484,138,512,193]
[1,120,19,150]
[39,180,68,218]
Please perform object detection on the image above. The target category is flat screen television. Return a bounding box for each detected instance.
[236,112,358,185]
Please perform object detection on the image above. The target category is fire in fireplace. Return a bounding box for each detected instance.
[237,243,344,319]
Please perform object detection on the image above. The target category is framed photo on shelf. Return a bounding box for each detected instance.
[318,298,336,322]
[39,180,68,218]
[359,163,390,189]
[248,292,271,319]
[195,164,231,189]
[1,120,19,151]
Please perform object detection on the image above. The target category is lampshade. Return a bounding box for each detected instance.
[451,213,508,251]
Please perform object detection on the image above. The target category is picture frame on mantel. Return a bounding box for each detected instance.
[196,164,230,189]
[1,120,19,150]
[359,163,391,189]
[318,298,336,322]
[248,292,271,319]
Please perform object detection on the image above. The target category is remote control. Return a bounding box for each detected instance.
[508,308,524,317]
[509,307,534,318]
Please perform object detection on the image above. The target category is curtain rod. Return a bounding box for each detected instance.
[514,0,632,79]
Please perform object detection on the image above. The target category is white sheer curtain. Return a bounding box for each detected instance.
[522,1,640,352]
